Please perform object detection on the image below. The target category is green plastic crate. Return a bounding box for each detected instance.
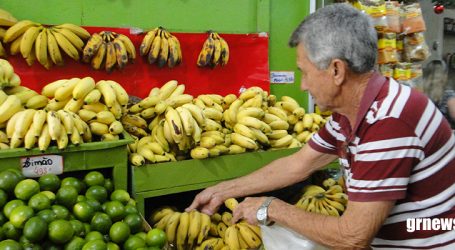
[131,148,301,215]
[0,132,133,190]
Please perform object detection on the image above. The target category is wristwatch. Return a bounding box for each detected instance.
[256,197,276,226]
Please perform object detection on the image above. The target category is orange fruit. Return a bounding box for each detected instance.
[28,193,51,211]
[38,174,61,192]
[109,221,130,244]
[146,228,166,248]
[61,177,85,194]
[23,216,47,242]
[56,186,78,208]
[104,200,125,222]
[48,219,74,244]
[123,235,146,250]
[73,201,95,222]
[9,205,34,228]
[14,179,40,201]
[90,212,112,235]
[84,171,105,187]
[110,190,130,205]
[85,186,108,203]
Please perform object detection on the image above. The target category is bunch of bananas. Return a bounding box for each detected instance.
[0,59,21,88]
[295,178,348,217]
[140,27,182,68]
[41,77,128,141]
[0,90,22,127]
[149,198,262,250]
[82,31,136,72]
[0,8,18,57]
[197,31,229,68]
[3,20,90,68]
[3,85,49,109]
[5,109,91,150]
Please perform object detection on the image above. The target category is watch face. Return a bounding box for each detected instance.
[257,208,267,222]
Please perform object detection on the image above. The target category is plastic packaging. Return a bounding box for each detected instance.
[401,2,426,34]
[261,224,329,250]
[409,63,424,91]
[377,32,398,64]
[379,64,394,78]
[404,32,430,62]
[360,0,387,32]
[385,1,401,33]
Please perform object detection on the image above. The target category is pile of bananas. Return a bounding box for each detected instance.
[197,31,229,68]
[125,81,329,166]
[295,178,348,217]
[0,90,22,127]
[149,198,262,250]
[82,31,136,72]
[4,109,91,150]
[140,27,182,68]
[3,85,48,109]
[41,77,128,141]
[0,8,18,57]
[3,20,90,68]
[0,59,21,88]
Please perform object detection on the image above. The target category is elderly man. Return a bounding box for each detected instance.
[187,3,455,249]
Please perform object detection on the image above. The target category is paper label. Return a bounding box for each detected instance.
[21,155,63,177]
[270,71,295,84]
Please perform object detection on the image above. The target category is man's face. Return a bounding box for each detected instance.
[296,43,338,111]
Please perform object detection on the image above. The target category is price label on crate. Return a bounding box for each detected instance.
[20,155,63,177]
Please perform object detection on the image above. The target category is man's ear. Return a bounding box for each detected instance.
[330,59,347,86]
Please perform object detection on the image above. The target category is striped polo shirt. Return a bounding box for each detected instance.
[309,72,455,249]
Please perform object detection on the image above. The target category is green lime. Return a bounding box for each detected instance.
[85,231,104,242]
[0,170,22,194]
[43,240,63,250]
[0,239,22,250]
[85,186,108,203]
[85,199,102,212]
[23,216,47,242]
[110,190,130,205]
[73,201,95,222]
[135,231,147,241]
[82,239,106,250]
[61,177,85,194]
[48,219,74,244]
[3,199,25,219]
[38,174,61,192]
[64,236,86,250]
[0,188,8,208]
[123,213,143,234]
[106,242,120,250]
[90,212,112,235]
[109,221,130,244]
[124,204,138,215]
[14,179,40,201]
[127,199,137,207]
[146,228,166,248]
[28,193,51,211]
[84,171,105,187]
[123,235,146,250]
[104,201,125,222]
[77,195,87,203]
[6,169,24,180]
[104,178,114,194]
[70,219,86,237]
[2,221,21,240]
[51,204,70,220]
[0,211,7,226]
[9,205,34,228]
[40,190,56,202]
[56,186,79,208]
[37,209,57,224]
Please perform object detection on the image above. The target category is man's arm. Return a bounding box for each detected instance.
[186,144,337,214]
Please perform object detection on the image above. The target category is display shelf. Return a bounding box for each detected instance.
[0,132,134,190]
[131,148,302,214]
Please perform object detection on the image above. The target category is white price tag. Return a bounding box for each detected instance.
[270,71,295,84]
[20,155,63,178]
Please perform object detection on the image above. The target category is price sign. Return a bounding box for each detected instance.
[20,155,63,178]
[270,71,295,84]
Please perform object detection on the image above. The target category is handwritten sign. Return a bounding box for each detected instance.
[270,71,295,84]
[21,155,63,177]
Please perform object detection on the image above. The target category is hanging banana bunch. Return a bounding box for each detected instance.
[197,31,229,68]
[0,8,18,58]
[139,27,182,68]
[82,30,136,72]
[3,20,90,69]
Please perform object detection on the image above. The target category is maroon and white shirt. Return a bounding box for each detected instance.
[309,72,455,249]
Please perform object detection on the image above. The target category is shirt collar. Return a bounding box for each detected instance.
[349,71,387,140]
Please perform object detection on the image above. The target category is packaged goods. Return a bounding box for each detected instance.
[393,62,411,81]
[404,32,430,62]
[360,0,387,32]
[385,1,401,33]
[379,64,394,78]
[401,2,426,34]
[377,33,398,64]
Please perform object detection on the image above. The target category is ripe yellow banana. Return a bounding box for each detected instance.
[83,89,102,105]
[211,33,222,66]
[41,79,67,98]
[267,106,289,122]
[82,102,108,113]
[181,103,206,128]
[109,121,124,135]
[115,34,136,60]
[96,80,117,108]
[70,126,82,146]
[268,119,290,130]
[53,27,84,51]
[0,95,22,124]
[197,212,211,244]
[63,97,84,113]
[224,225,241,250]
[231,132,258,150]
[83,33,104,63]
[45,29,64,66]
[19,25,42,59]
[150,207,175,224]
[176,211,190,250]
[56,126,68,150]
[54,23,90,40]
[186,210,201,249]
[165,107,183,143]
[165,212,181,244]
[197,33,215,67]
[154,212,174,230]
[190,147,209,159]
[105,41,117,72]
[157,31,169,68]
[95,110,116,125]
[4,20,40,43]
[303,185,326,197]
[35,28,51,69]
[72,77,96,101]
[89,121,109,136]
[176,106,195,136]
[237,116,271,133]
[140,28,158,56]
[236,223,262,249]
[54,77,80,102]
[167,34,180,68]
[46,110,62,141]
[56,110,74,135]
[14,109,36,139]
[106,80,129,106]
[147,29,162,64]
[52,29,80,61]
[219,36,229,66]
[37,123,51,152]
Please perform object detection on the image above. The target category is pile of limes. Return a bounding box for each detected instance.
[0,169,167,250]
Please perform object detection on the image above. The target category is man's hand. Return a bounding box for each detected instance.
[185,186,224,215]
[231,197,269,225]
